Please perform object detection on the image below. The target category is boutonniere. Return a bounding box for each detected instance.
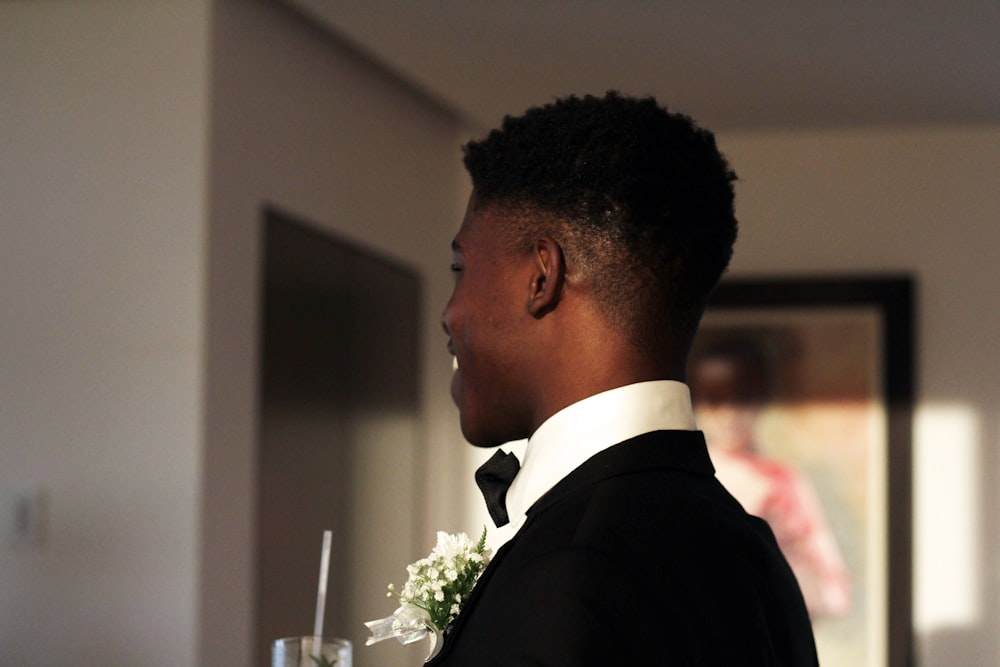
[365,528,491,661]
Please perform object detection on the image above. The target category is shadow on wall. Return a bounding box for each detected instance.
[920,624,994,666]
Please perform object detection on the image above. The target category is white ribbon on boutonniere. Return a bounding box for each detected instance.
[364,528,491,662]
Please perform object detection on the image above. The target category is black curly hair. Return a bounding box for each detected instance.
[462,91,738,354]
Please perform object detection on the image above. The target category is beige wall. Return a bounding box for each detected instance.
[2,1,998,666]
[0,1,469,665]
[0,1,211,664]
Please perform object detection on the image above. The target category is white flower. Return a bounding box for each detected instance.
[380,527,492,634]
[434,530,475,560]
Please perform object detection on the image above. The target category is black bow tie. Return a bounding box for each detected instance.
[475,449,521,527]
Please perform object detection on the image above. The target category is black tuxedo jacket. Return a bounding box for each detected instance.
[427,431,818,666]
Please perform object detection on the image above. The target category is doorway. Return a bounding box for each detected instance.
[256,208,421,666]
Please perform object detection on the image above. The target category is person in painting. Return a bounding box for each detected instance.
[434,91,818,665]
[690,336,852,619]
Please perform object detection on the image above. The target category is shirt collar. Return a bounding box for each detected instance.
[495,380,695,543]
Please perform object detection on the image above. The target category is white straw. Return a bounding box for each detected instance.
[312,530,332,659]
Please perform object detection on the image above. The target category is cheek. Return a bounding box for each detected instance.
[452,289,515,350]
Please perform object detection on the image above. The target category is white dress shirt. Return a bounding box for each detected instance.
[490,380,696,549]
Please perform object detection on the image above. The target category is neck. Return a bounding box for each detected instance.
[525,282,690,436]
[528,330,687,435]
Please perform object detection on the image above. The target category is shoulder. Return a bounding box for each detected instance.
[528,430,747,545]
[506,433,792,610]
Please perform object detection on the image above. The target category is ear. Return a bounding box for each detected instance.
[527,237,565,318]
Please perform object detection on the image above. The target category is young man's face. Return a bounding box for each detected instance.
[441,198,536,447]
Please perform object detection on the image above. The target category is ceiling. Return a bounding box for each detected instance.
[284,0,1000,133]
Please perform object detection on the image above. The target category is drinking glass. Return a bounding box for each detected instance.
[271,636,352,667]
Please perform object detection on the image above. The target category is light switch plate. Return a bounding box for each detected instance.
[9,488,48,548]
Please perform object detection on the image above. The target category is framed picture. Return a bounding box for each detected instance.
[692,276,914,667]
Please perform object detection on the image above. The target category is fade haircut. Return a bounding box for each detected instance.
[462,91,738,354]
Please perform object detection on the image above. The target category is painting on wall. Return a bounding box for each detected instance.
[692,277,914,667]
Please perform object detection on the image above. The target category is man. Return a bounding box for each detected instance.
[435,92,818,665]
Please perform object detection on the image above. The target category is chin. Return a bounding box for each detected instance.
[459,416,513,449]
[460,424,502,448]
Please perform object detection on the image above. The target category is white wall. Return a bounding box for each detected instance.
[0,1,211,665]
[202,2,468,664]
[718,126,1000,665]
